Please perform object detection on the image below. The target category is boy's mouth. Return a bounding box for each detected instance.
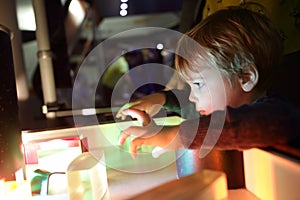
[199,110,206,115]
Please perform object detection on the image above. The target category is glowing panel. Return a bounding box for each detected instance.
[244,148,300,200]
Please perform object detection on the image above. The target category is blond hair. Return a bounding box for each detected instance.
[175,7,283,91]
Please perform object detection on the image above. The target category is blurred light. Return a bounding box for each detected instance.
[120,0,128,2]
[120,9,128,16]
[16,1,36,31]
[0,180,32,199]
[156,43,164,50]
[39,139,69,150]
[69,0,85,25]
[120,3,128,10]
[82,108,96,116]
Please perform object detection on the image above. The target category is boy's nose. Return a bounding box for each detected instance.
[188,90,197,103]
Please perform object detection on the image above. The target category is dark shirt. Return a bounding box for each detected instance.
[163,90,300,151]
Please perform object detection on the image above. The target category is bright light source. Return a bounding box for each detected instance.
[82,108,96,116]
[120,9,128,16]
[120,3,128,10]
[69,0,85,25]
[16,4,36,30]
[39,139,69,150]
[156,43,164,50]
[121,0,128,2]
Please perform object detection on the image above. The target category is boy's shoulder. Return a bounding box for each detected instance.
[256,92,299,109]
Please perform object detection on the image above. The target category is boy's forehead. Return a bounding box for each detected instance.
[184,66,219,81]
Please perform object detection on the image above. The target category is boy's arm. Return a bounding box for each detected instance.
[116,93,166,120]
[179,96,299,150]
[118,95,299,157]
[116,88,197,119]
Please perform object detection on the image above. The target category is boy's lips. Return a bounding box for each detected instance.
[199,110,206,115]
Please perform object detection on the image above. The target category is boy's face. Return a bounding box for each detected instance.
[185,66,244,115]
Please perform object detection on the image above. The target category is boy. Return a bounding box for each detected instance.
[117,7,300,158]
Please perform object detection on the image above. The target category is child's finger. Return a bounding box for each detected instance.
[118,126,144,146]
[117,131,130,145]
[116,101,141,119]
[122,108,151,126]
[122,126,147,138]
[129,137,145,159]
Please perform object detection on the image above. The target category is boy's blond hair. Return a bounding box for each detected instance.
[175,7,283,92]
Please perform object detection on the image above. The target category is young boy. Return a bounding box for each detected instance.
[117,7,300,158]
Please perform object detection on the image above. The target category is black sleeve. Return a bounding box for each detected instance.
[178,96,300,150]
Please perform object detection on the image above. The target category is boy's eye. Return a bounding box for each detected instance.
[193,82,205,88]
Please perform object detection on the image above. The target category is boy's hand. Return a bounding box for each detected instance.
[117,108,181,158]
[118,108,160,140]
[116,93,166,120]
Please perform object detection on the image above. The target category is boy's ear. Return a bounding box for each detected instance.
[239,64,259,92]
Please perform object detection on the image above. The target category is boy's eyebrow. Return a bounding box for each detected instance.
[184,75,205,82]
[181,65,212,81]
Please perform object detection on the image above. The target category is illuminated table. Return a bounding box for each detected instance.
[23,116,181,199]
[23,116,259,200]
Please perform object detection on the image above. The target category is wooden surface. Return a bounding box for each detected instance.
[130,169,228,200]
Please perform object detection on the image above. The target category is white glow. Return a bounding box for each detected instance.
[39,139,70,150]
[156,43,164,50]
[69,0,85,26]
[120,9,128,16]
[82,108,96,115]
[16,2,36,30]
[120,3,128,10]
[121,0,128,2]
